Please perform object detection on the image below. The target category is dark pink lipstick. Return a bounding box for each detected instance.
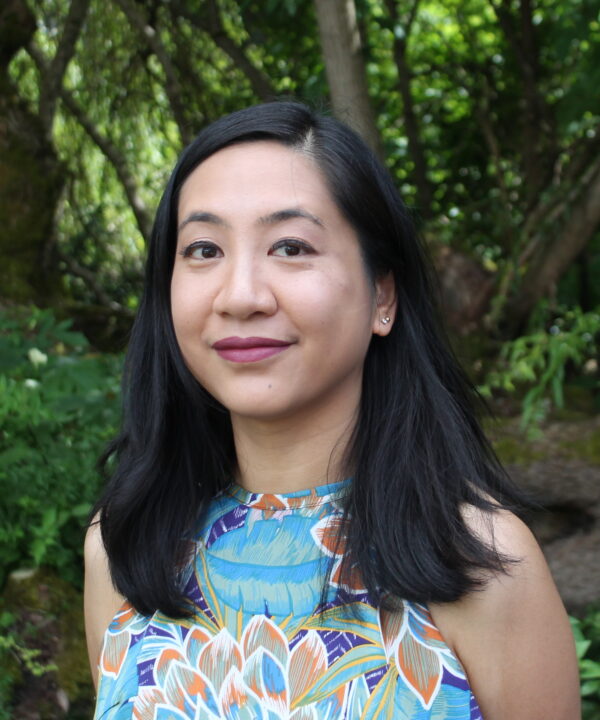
[212,336,291,363]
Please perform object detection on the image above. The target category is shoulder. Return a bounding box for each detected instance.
[430,507,580,720]
[84,516,125,689]
[84,515,105,562]
[462,501,537,554]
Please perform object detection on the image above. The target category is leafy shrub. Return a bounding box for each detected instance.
[0,609,59,720]
[572,609,600,719]
[0,307,122,587]
[480,306,600,429]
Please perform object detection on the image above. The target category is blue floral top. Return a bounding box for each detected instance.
[94,479,482,719]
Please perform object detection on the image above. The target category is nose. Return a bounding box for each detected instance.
[212,251,277,319]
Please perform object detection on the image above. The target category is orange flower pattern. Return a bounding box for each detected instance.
[94,479,482,719]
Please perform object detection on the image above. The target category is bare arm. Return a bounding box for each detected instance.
[83,519,125,690]
[431,510,580,720]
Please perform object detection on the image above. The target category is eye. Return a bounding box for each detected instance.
[269,239,314,257]
[180,241,223,260]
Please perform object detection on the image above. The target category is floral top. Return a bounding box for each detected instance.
[94,479,482,719]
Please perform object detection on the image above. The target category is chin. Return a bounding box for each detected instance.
[225,403,298,423]
[213,391,312,423]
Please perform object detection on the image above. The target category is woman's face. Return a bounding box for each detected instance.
[171,141,394,423]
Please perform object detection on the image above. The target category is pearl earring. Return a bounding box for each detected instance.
[381,316,391,325]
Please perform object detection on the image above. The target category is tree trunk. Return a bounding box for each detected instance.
[392,35,433,217]
[502,153,600,335]
[313,0,383,157]
[434,247,495,335]
[0,0,65,304]
[491,0,556,204]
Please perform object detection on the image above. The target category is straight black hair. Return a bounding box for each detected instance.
[95,101,526,617]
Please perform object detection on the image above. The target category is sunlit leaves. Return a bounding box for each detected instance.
[6,0,599,320]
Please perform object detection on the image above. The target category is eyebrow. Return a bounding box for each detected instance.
[177,207,324,232]
[178,211,226,232]
[258,208,324,228]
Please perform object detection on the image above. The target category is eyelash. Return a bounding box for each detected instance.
[179,238,315,260]
[179,241,221,260]
[269,239,314,257]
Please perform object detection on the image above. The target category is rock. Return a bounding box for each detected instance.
[0,567,94,718]
[544,528,600,615]
[56,688,70,713]
[491,416,600,614]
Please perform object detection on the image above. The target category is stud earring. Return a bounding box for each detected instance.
[381,316,391,325]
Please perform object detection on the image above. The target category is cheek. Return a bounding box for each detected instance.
[170,275,205,337]
[311,269,374,316]
[295,275,375,345]
[170,282,187,333]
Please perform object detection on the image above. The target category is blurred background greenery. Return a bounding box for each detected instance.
[1,0,599,716]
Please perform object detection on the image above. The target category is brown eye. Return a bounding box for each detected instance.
[270,239,314,257]
[182,242,222,260]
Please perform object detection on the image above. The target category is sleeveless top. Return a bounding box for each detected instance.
[94,479,483,719]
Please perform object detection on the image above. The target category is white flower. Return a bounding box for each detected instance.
[584,358,598,375]
[27,348,48,367]
[24,378,40,389]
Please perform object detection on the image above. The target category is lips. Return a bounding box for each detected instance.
[212,336,292,363]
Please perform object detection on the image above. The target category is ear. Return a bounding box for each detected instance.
[372,272,397,337]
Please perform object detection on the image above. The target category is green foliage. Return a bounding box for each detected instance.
[1,1,598,714]
[0,308,121,586]
[480,306,600,430]
[0,611,23,717]
[5,0,599,332]
[572,609,600,719]
[0,610,56,719]
[0,611,56,677]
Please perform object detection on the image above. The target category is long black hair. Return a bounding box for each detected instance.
[95,101,525,617]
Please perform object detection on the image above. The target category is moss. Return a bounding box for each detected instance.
[485,413,600,466]
[1,568,94,709]
[55,596,91,702]
[560,385,599,416]
[0,641,23,707]
[484,416,544,465]
[491,435,545,465]
[0,70,64,305]
[560,427,600,466]
[550,407,593,423]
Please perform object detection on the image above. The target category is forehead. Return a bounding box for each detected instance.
[177,141,336,220]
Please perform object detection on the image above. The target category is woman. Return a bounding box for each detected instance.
[85,102,579,719]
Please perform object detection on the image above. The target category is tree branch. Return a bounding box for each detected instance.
[562,126,600,187]
[520,127,600,246]
[476,88,512,219]
[450,13,514,236]
[383,0,420,32]
[28,44,153,243]
[488,0,556,200]
[63,94,153,242]
[503,151,600,334]
[57,249,131,313]
[38,0,91,138]
[382,0,432,215]
[171,0,275,102]
[113,0,192,144]
[405,0,420,35]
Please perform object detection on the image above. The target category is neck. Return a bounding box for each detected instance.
[230,397,359,495]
